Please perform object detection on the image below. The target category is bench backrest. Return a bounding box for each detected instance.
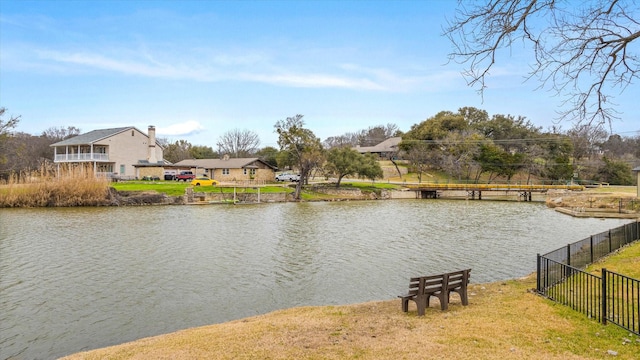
[406,269,471,296]
[445,269,471,291]
[423,274,447,294]
[406,277,422,297]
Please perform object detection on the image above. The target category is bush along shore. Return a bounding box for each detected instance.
[0,176,183,207]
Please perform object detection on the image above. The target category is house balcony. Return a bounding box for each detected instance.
[54,153,110,162]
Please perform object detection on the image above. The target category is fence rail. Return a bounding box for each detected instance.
[537,220,640,335]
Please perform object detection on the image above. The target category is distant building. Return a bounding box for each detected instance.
[173,156,277,182]
[354,137,402,159]
[50,126,163,179]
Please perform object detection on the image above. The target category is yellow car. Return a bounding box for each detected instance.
[190,177,219,186]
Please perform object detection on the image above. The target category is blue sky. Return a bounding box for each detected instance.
[1,0,638,149]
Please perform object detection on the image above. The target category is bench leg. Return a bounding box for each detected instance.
[416,295,426,316]
[459,287,469,306]
[434,292,448,311]
[401,298,409,312]
[448,287,469,307]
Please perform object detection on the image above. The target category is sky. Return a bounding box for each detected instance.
[1,0,638,150]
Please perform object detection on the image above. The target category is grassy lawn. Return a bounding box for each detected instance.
[587,241,640,277]
[62,241,640,360]
[111,181,191,196]
[111,180,402,200]
[111,181,293,197]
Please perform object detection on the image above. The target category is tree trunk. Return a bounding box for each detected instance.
[390,158,402,179]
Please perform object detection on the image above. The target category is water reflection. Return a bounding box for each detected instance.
[0,201,631,359]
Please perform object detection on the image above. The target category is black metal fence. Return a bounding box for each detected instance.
[603,269,640,334]
[537,220,640,335]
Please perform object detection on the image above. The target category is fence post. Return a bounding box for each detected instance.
[609,230,612,253]
[590,235,594,263]
[567,244,571,266]
[536,254,541,292]
[601,268,608,325]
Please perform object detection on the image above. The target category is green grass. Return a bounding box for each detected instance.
[111,181,189,196]
[340,181,400,190]
[110,180,399,200]
[587,241,640,277]
[111,181,292,197]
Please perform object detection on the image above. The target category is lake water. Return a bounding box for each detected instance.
[0,200,631,359]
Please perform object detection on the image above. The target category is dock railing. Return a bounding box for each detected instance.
[537,220,640,335]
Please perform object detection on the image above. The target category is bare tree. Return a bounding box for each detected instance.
[216,128,260,158]
[357,123,399,146]
[42,126,81,142]
[323,133,359,149]
[163,140,193,163]
[567,123,609,160]
[0,107,21,167]
[444,0,640,128]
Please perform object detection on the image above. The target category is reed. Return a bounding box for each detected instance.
[0,165,111,207]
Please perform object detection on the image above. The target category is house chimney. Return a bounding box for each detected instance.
[147,125,157,163]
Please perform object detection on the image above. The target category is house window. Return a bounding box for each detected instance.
[131,130,134,136]
[120,164,125,174]
[222,168,229,175]
[250,169,256,175]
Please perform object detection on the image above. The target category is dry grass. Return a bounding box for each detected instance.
[62,269,640,359]
[586,185,637,195]
[0,167,111,207]
[546,185,638,211]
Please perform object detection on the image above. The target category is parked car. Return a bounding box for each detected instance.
[190,177,219,186]
[275,172,300,182]
[176,171,196,181]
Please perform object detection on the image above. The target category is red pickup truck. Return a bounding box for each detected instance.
[175,171,196,181]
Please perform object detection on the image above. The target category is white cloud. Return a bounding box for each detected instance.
[29,46,452,92]
[39,50,217,81]
[157,121,205,136]
[240,72,386,90]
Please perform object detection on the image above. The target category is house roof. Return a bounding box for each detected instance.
[354,136,402,153]
[173,157,276,170]
[50,127,135,146]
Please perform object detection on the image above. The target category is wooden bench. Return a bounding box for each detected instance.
[398,269,471,315]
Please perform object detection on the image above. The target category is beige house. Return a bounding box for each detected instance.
[50,126,164,179]
[173,156,276,183]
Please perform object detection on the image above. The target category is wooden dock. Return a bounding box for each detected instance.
[404,183,584,201]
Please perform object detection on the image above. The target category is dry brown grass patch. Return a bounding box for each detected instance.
[0,167,111,207]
